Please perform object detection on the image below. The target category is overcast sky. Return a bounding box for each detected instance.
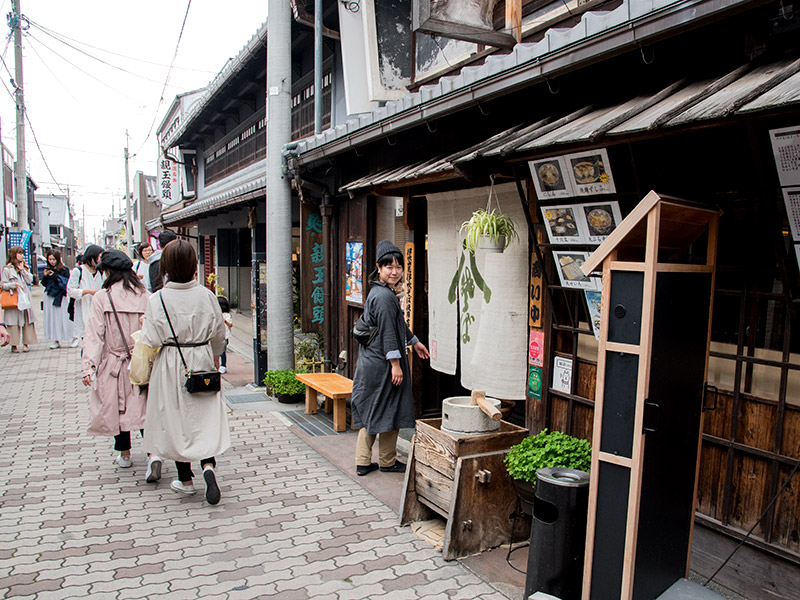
[0,0,268,242]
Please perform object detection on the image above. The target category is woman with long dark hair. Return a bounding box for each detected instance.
[1,246,37,352]
[142,240,228,504]
[81,250,153,473]
[350,240,429,476]
[67,244,104,348]
[41,249,73,349]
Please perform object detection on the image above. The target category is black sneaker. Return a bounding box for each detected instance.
[379,461,406,473]
[203,467,221,505]
[356,462,379,476]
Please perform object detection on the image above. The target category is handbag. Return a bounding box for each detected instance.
[352,313,378,346]
[129,331,159,386]
[0,289,17,309]
[160,293,221,394]
[67,267,83,321]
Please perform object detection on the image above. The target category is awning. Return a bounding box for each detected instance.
[339,57,800,192]
[159,176,266,226]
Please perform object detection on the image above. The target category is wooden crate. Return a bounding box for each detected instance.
[400,418,529,560]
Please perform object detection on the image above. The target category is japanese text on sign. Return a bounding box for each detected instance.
[404,242,415,329]
[300,206,324,332]
[159,158,179,206]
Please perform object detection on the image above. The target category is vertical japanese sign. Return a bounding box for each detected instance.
[403,242,414,329]
[301,204,324,333]
[159,157,179,207]
[529,250,543,328]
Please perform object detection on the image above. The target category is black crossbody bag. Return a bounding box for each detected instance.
[159,293,221,394]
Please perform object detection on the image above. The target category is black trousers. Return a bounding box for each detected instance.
[113,430,143,452]
[175,457,216,481]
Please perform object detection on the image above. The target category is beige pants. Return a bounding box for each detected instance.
[9,323,37,347]
[355,428,399,468]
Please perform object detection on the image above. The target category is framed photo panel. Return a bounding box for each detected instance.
[529,156,575,200]
[541,204,588,244]
[553,251,599,290]
[345,240,364,305]
[564,148,616,195]
[580,201,623,244]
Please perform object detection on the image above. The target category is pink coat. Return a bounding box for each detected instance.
[81,282,150,437]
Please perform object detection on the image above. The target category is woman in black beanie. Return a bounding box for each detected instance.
[350,240,429,476]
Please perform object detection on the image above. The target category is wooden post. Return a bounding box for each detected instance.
[506,0,522,43]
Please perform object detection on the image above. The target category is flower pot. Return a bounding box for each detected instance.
[477,234,506,253]
[513,478,536,516]
[277,392,304,404]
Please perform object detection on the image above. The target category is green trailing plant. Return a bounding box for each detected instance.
[263,369,307,396]
[504,429,592,485]
[460,209,519,254]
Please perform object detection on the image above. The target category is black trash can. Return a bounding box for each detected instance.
[525,467,591,600]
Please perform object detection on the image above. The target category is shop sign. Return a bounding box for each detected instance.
[552,357,573,395]
[585,290,602,340]
[553,251,600,291]
[541,200,622,245]
[528,365,543,400]
[530,148,616,200]
[529,251,543,328]
[301,205,323,332]
[403,242,414,329]
[345,240,364,306]
[769,126,800,187]
[529,330,544,367]
[158,157,179,206]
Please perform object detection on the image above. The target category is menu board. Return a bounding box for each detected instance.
[552,356,573,394]
[585,290,602,340]
[542,200,622,246]
[770,126,800,187]
[553,251,600,290]
[564,148,616,195]
[581,201,622,244]
[783,188,800,240]
[541,205,588,244]
[529,156,575,199]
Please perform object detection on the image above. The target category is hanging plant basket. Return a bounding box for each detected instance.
[460,177,520,254]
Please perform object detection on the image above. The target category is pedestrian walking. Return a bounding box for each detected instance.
[133,242,154,291]
[147,230,178,293]
[141,239,229,504]
[81,250,154,473]
[351,240,429,476]
[67,245,104,348]
[1,246,37,353]
[217,295,232,374]
[41,250,73,349]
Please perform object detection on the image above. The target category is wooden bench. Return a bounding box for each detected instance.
[294,372,353,432]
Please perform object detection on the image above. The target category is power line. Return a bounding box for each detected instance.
[27,17,213,75]
[132,0,193,158]
[23,31,80,103]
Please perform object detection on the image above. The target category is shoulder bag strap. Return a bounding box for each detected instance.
[107,290,132,361]
[159,291,189,373]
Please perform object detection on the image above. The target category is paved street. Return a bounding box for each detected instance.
[0,296,514,599]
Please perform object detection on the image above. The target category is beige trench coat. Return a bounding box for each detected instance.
[81,283,150,436]
[1,264,35,326]
[142,281,229,462]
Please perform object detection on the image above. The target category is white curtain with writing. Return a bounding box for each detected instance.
[426,183,528,399]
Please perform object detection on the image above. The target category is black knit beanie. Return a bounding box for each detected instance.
[99,249,133,272]
[376,240,402,264]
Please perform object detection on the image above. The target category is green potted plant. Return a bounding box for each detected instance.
[460,209,520,253]
[504,429,592,515]
[263,369,306,404]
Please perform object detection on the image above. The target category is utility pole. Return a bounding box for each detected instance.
[124,131,133,256]
[266,0,294,370]
[11,0,28,231]
[314,0,322,134]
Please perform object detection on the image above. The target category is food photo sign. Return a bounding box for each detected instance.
[541,200,622,246]
[565,148,616,196]
[553,251,601,291]
[529,156,575,199]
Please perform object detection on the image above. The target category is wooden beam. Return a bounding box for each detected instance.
[506,0,522,43]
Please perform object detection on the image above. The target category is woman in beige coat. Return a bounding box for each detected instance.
[142,240,229,505]
[81,250,153,474]
[1,246,37,352]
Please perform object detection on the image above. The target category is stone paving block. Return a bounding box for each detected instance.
[449,582,503,599]
[275,573,325,592]
[90,575,144,593]
[34,564,89,580]
[381,571,429,593]
[62,568,116,587]
[117,581,172,599]
[5,577,65,597]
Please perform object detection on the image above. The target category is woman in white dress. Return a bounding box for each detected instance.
[1,246,37,352]
[40,250,73,349]
[67,245,104,347]
[142,239,229,505]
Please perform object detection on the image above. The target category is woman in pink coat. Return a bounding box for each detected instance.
[81,250,154,477]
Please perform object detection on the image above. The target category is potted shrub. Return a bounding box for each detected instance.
[460,209,520,254]
[263,369,306,403]
[504,429,592,515]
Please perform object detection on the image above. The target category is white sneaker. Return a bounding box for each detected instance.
[145,456,162,483]
[114,454,132,468]
[69,338,80,348]
[49,341,60,349]
[219,366,227,374]
[170,480,196,496]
